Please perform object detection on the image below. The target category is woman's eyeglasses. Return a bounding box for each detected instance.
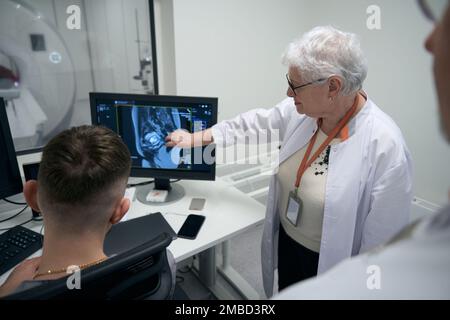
[286,74,325,96]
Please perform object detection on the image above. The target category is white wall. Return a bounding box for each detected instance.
[169,0,450,206]
[154,0,177,94]
[172,0,310,120]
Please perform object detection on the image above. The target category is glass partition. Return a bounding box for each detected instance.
[0,0,158,152]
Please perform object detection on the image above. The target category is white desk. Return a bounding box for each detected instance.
[0,179,265,299]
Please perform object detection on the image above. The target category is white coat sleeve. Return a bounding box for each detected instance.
[360,158,414,252]
[211,98,296,147]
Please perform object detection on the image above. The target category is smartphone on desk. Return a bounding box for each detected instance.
[177,214,205,240]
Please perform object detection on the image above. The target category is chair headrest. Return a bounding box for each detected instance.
[4,232,174,300]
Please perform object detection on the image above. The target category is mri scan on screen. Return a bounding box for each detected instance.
[131,106,186,169]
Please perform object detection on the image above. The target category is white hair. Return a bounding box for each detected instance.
[282,26,368,96]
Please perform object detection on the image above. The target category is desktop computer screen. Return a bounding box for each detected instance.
[0,97,23,200]
[90,93,217,200]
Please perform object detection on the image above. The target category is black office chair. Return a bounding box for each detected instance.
[4,233,174,300]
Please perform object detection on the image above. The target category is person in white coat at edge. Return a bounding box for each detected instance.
[272,0,450,300]
[166,26,413,298]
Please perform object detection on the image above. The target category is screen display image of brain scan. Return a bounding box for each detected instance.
[125,105,191,169]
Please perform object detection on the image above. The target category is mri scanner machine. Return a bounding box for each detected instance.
[0,0,76,151]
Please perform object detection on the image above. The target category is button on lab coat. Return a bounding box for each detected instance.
[212,96,413,297]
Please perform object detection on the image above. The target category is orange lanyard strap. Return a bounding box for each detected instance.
[294,96,359,190]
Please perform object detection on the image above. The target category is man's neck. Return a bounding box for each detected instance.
[36,229,107,280]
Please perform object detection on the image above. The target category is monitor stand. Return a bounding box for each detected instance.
[135,178,186,205]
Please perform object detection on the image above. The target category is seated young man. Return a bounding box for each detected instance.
[0,125,132,297]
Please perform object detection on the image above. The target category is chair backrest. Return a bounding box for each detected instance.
[5,233,174,300]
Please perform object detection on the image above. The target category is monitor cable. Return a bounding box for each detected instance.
[0,205,43,232]
[0,218,35,232]
[0,205,28,224]
[127,180,155,188]
[2,198,27,206]
[127,179,181,188]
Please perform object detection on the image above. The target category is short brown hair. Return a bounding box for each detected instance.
[38,125,131,205]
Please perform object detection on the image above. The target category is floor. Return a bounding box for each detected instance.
[175,222,266,300]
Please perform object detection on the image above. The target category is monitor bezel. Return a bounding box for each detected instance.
[0,97,23,199]
[89,92,217,181]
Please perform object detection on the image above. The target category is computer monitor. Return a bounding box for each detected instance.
[0,97,23,200]
[90,92,217,203]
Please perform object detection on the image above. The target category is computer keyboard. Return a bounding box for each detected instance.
[0,225,43,275]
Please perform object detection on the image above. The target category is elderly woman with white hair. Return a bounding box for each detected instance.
[166,26,413,298]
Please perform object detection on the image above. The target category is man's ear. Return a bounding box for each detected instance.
[328,76,342,98]
[23,180,40,213]
[109,197,130,225]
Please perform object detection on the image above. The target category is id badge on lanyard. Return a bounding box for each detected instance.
[285,93,359,227]
[286,190,303,226]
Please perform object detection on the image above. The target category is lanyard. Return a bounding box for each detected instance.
[294,95,360,192]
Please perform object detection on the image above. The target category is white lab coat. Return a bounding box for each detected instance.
[212,96,413,297]
[273,205,450,300]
